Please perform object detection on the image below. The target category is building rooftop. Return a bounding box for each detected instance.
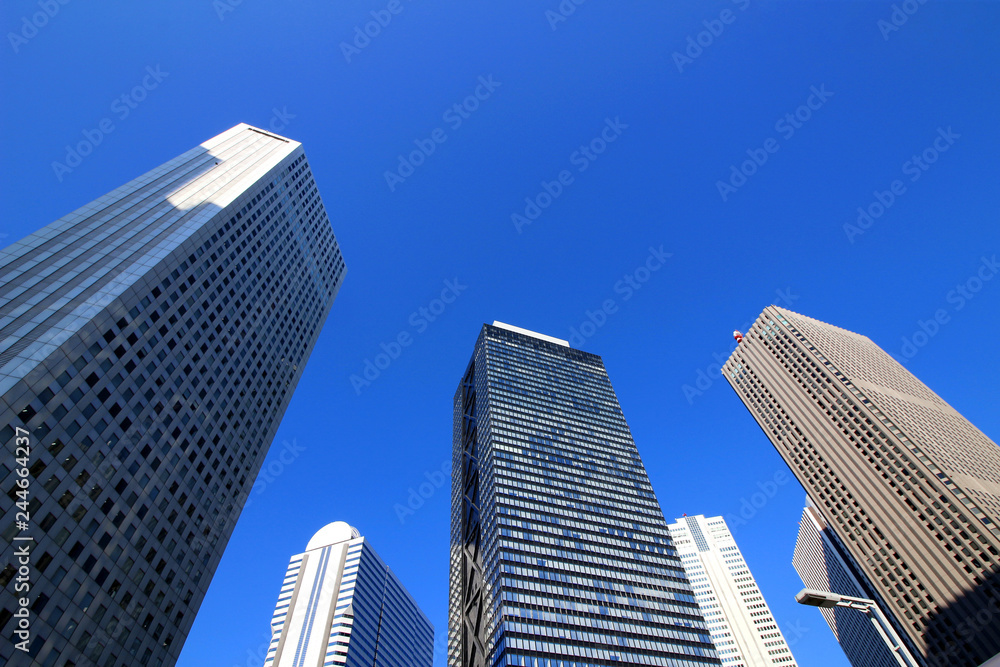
[491,321,570,347]
[306,521,360,551]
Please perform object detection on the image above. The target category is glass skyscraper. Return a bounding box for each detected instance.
[0,124,345,667]
[263,522,433,667]
[449,322,720,667]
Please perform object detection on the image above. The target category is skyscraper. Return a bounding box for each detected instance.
[667,514,797,666]
[0,123,346,667]
[723,306,1000,667]
[263,521,433,667]
[449,321,720,667]
[792,499,901,667]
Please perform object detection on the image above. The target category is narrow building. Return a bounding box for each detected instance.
[668,514,797,666]
[793,499,902,667]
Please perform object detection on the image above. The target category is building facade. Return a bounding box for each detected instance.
[449,321,720,667]
[792,499,900,667]
[723,306,1000,667]
[263,522,433,667]
[0,124,346,667]
[667,515,797,667]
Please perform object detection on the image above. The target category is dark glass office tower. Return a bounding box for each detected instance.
[449,322,719,667]
[0,124,345,667]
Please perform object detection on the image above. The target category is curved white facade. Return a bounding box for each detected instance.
[264,524,433,667]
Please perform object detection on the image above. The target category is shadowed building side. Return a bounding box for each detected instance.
[792,499,904,667]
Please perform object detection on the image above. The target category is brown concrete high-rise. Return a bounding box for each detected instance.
[723,306,1000,667]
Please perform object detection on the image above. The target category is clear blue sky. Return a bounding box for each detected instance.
[3,1,999,665]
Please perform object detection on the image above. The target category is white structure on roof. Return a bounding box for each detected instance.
[492,321,570,347]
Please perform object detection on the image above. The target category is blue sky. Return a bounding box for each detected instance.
[3,0,999,665]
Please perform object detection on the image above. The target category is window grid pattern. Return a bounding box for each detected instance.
[451,325,720,667]
[668,515,797,667]
[724,306,1000,667]
[264,537,433,667]
[0,125,345,667]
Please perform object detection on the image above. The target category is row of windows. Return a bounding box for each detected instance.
[456,329,717,665]
[731,309,1000,662]
[1,148,343,667]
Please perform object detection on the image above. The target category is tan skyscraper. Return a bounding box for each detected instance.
[723,306,1000,667]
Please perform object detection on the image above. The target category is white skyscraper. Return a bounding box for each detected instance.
[667,515,797,667]
[264,522,433,667]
